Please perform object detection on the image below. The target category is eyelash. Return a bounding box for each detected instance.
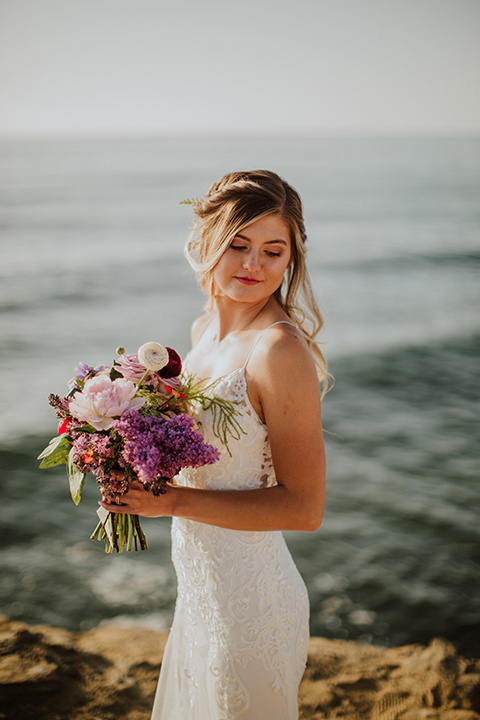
[230,244,282,258]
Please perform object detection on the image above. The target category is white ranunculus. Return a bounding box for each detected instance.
[137,342,169,371]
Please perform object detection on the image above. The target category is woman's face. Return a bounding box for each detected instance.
[212,214,292,305]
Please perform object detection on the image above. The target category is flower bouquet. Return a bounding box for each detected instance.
[38,342,240,553]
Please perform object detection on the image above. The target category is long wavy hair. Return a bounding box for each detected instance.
[184,170,330,391]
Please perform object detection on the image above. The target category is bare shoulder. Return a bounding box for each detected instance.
[190,313,214,347]
[247,323,324,477]
[249,323,319,397]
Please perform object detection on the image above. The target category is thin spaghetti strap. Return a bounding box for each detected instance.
[243,321,297,370]
[193,313,216,347]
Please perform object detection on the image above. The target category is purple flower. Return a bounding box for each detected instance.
[68,362,109,391]
[48,393,70,419]
[71,432,114,473]
[115,411,219,487]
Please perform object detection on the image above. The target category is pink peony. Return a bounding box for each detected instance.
[68,375,145,431]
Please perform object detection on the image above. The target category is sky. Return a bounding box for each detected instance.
[0,0,479,137]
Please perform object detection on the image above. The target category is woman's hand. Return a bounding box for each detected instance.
[99,479,173,518]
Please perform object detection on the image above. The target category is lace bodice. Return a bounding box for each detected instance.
[175,366,276,492]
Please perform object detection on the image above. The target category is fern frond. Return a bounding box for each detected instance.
[181,374,245,454]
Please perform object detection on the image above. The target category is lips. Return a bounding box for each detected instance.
[236,276,261,285]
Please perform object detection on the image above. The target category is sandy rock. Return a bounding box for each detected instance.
[299,636,480,719]
[0,616,479,720]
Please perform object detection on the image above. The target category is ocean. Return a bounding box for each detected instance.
[0,135,479,657]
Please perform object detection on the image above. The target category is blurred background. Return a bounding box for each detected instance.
[0,0,479,657]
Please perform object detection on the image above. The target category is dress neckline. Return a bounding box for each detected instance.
[213,366,267,428]
[185,320,297,429]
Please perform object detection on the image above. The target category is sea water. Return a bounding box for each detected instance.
[0,135,479,656]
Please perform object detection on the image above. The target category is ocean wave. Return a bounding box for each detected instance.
[317,248,480,273]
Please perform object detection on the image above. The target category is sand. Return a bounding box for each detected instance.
[0,616,479,719]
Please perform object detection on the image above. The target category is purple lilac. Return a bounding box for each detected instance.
[71,432,114,473]
[96,467,129,496]
[115,411,220,485]
[48,393,70,419]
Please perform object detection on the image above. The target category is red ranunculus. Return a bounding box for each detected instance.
[158,347,182,378]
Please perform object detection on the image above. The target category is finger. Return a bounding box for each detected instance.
[128,480,144,492]
[99,500,130,514]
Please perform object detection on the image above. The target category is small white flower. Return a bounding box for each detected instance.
[137,342,169,371]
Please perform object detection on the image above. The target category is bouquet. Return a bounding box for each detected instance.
[38,342,240,553]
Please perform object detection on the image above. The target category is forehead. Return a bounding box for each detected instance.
[236,214,291,242]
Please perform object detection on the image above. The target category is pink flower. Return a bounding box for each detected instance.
[68,375,145,431]
[115,354,145,383]
[115,352,182,392]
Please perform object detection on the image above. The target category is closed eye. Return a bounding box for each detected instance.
[229,243,283,257]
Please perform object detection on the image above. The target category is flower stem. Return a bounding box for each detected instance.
[137,368,150,390]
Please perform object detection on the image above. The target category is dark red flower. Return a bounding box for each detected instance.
[158,347,182,378]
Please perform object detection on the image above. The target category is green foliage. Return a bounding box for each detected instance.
[71,424,97,434]
[109,366,123,381]
[137,387,180,417]
[181,374,245,455]
[37,434,71,468]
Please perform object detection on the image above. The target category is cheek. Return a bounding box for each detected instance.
[212,256,233,288]
[276,254,292,276]
[213,257,225,275]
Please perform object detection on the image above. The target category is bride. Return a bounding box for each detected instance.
[101,170,328,719]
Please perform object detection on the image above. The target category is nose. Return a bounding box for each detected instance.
[243,249,261,272]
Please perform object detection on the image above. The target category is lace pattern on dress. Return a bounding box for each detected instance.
[169,367,309,718]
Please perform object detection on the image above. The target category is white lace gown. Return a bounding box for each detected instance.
[150,364,310,720]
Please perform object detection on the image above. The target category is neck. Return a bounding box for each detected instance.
[214,296,276,341]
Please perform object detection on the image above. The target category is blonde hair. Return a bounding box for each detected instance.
[184,170,330,391]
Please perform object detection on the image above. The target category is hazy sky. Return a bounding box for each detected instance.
[1,0,479,136]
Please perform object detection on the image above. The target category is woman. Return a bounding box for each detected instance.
[101,170,328,719]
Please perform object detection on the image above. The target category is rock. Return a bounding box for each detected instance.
[0,616,479,720]
[298,636,480,720]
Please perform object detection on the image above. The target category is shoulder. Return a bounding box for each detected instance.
[249,322,319,397]
[190,313,214,347]
[247,322,323,448]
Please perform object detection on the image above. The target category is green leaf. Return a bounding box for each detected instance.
[38,434,71,468]
[110,367,123,381]
[179,197,202,206]
[71,424,97,434]
[67,447,86,505]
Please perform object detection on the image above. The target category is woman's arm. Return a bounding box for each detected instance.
[100,328,326,532]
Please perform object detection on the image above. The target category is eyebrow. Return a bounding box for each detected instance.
[235,233,288,246]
